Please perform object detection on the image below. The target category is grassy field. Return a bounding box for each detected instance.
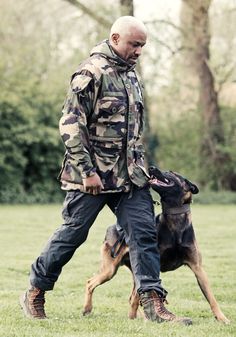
[0,203,235,337]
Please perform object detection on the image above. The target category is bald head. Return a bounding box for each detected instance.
[109,16,147,66]
[109,16,147,39]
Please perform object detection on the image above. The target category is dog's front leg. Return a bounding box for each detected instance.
[188,261,230,324]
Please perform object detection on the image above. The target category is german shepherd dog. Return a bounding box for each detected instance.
[83,167,229,323]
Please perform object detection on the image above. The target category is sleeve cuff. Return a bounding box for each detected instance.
[81,167,97,179]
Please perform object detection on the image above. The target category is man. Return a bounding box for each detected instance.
[20,16,192,325]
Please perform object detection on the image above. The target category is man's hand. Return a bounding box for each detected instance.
[82,173,104,195]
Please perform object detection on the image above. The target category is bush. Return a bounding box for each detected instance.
[193,189,236,204]
[153,106,236,192]
[0,95,65,203]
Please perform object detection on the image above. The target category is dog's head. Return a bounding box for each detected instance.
[149,166,199,207]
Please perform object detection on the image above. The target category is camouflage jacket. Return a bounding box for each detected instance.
[58,40,149,192]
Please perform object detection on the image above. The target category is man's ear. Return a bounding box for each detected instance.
[111,33,120,45]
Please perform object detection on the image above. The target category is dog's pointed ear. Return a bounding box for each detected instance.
[185,179,199,194]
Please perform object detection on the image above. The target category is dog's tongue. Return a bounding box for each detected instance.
[150,177,170,186]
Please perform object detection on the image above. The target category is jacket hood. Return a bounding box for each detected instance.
[90,39,135,72]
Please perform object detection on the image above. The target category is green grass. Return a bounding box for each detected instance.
[0,204,235,337]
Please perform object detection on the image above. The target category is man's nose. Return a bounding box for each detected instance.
[135,46,142,56]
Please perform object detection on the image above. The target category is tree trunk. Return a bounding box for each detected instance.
[183,0,235,189]
[120,0,133,16]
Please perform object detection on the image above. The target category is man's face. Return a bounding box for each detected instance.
[112,27,147,65]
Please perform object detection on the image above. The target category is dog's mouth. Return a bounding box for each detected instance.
[149,176,174,187]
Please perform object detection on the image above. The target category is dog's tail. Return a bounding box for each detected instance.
[110,232,126,258]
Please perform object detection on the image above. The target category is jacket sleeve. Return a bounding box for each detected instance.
[59,71,96,178]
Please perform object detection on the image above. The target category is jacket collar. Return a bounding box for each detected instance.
[90,39,135,73]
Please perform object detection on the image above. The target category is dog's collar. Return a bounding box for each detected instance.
[162,203,190,215]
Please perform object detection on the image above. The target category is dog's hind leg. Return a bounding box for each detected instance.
[124,261,144,320]
[128,284,139,319]
[83,241,127,316]
[188,257,230,324]
[128,285,145,319]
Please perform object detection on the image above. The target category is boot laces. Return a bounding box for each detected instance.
[140,292,176,320]
[155,297,176,320]
[29,288,46,317]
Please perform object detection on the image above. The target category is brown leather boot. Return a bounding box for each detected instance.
[20,286,46,319]
[140,290,192,325]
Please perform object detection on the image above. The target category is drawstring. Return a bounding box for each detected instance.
[128,184,134,199]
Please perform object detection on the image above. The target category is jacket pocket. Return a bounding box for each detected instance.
[90,135,123,149]
[99,96,126,116]
[91,141,122,190]
[58,153,83,184]
[93,144,120,169]
[96,97,127,138]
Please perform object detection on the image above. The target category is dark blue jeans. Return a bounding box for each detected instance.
[30,186,167,297]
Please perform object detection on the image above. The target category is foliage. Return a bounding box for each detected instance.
[193,189,236,204]
[0,88,64,203]
[0,204,235,336]
[152,104,236,192]
[152,108,201,183]
[0,0,100,203]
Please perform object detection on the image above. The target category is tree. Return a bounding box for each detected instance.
[181,0,236,190]
[120,0,133,16]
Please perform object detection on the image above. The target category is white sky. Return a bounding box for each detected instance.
[134,0,181,21]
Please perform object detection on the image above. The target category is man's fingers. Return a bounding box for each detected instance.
[82,174,104,194]
[96,185,103,194]
[85,185,102,195]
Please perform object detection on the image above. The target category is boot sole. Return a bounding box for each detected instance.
[167,317,193,326]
